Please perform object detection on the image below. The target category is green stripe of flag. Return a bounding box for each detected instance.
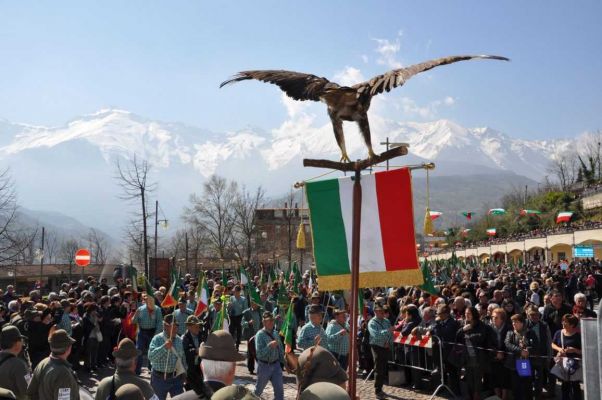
[306,178,350,276]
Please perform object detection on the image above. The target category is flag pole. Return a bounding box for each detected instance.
[303,145,410,400]
[347,166,362,399]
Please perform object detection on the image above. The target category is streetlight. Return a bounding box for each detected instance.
[379,138,410,170]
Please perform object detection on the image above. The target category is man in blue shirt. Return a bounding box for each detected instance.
[254,312,284,400]
[368,304,393,399]
[133,295,163,374]
[228,285,246,350]
[148,314,186,400]
[325,309,350,369]
[297,305,327,350]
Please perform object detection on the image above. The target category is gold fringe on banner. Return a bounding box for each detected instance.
[316,269,424,291]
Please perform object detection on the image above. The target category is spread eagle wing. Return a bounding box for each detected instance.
[353,55,510,97]
[220,70,340,101]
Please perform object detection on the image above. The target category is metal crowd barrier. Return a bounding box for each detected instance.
[390,333,455,400]
[581,301,602,400]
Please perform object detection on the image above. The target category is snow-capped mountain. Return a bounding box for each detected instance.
[1,109,571,181]
[0,109,574,237]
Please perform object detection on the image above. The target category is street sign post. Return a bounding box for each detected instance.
[75,249,91,267]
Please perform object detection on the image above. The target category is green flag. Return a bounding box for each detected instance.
[221,267,228,287]
[292,262,302,294]
[419,260,438,295]
[277,284,288,307]
[247,281,262,306]
[279,302,295,353]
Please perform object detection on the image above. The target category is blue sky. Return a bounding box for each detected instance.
[0,1,600,140]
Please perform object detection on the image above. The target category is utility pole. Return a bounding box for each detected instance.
[154,200,158,281]
[39,227,45,291]
[380,137,391,170]
[185,231,190,275]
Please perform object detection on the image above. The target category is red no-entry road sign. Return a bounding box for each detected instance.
[75,249,91,267]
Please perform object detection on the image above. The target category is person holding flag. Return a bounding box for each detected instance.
[148,314,187,400]
[227,285,246,351]
[242,289,263,374]
[133,293,163,374]
[253,311,285,400]
[297,305,327,350]
[325,309,350,369]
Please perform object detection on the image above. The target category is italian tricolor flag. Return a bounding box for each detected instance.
[306,168,422,290]
[194,277,209,317]
[520,209,541,216]
[488,208,506,215]
[429,211,443,220]
[556,211,573,224]
[486,228,497,236]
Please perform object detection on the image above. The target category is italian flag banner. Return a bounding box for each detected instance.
[486,228,497,236]
[305,167,422,290]
[556,211,573,223]
[429,211,443,220]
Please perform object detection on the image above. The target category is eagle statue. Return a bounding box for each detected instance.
[221,55,509,162]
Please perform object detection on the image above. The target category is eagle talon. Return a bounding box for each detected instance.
[340,153,351,163]
[367,150,377,160]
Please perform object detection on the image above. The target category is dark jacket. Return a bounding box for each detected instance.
[182,331,204,394]
[455,321,492,369]
[488,322,511,364]
[504,328,539,370]
[432,317,459,360]
[526,319,552,367]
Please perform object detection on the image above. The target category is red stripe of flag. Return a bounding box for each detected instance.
[375,168,419,271]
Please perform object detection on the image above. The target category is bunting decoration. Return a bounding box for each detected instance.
[488,208,506,215]
[305,167,423,290]
[520,209,541,217]
[486,228,497,236]
[461,211,473,220]
[556,211,574,223]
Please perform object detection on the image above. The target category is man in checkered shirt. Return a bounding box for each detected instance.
[148,314,187,400]
[134,294,163,374]
[297,305,327,350]
[325,308,350,369]
[368,303,393,399]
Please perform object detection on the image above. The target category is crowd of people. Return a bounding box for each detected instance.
[0,257,598,400]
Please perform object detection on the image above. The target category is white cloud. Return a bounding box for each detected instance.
[373,31,404,69]
[397,96,456,119]
[333,66,365,86]
[443,96,456,106]
[280,93,310,118]
[361,54,369,64]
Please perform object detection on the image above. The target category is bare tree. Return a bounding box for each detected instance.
[59,238,80,264]
[548,150,578,191]
[115,156,156,277]
[44,230,59,264]
[184,175,238,259]
[0,168,35,264]
[231,185,266,265]
[88,228,110,265]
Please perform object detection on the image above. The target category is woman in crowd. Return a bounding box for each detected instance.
[505,313,538,400]
[487,307,511,400]
[456,306,491,400]
[551,314,583,400]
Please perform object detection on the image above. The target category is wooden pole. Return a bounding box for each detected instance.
[303,146,413,400]
[347,166,362,400]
